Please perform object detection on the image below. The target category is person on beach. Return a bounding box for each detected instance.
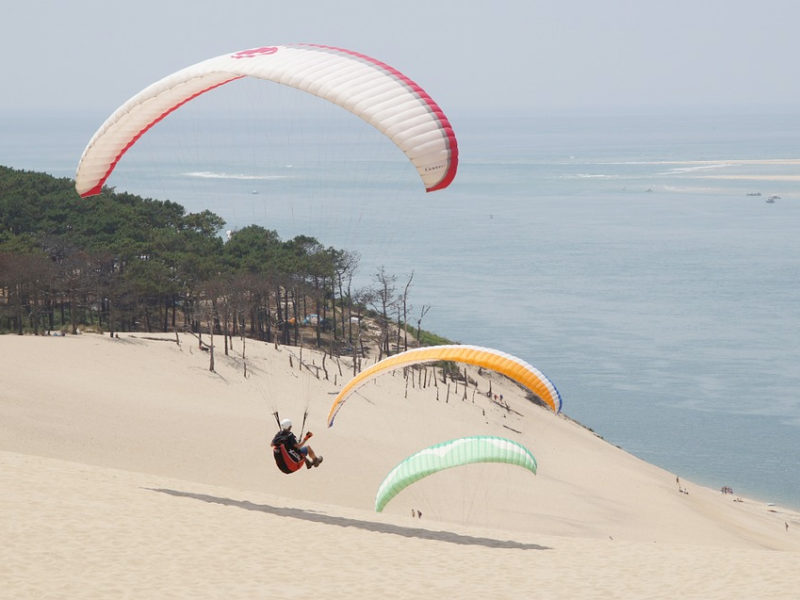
[272,418,323,469]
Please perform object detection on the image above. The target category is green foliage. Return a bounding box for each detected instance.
[0,167,343,343]
[0,166,446,350]
[411,326,454,347]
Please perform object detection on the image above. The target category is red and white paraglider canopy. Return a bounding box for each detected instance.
[75,44,458,197]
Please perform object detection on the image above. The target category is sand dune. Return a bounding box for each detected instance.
[1,332,798,598]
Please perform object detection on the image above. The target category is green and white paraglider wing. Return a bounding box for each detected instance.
[375,436,537,512]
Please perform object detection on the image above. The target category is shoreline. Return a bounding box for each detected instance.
[2,331,799,597]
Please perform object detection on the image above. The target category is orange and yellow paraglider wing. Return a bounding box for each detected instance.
[326,345,561,426]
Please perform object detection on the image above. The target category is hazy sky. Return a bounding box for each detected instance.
[3,0,799,115]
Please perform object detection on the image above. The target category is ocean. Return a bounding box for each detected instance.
[2,102,799,509]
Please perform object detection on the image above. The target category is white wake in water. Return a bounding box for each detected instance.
[183,171,291,181]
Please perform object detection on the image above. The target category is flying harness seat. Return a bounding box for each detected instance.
[271,431,306,474]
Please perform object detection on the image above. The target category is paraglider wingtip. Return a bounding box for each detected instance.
[78,184,102,198]
[425,177,454,193]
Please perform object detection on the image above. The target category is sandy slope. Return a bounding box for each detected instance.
[1,332,798,598]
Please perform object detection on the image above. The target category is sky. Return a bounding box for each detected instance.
[3,0,800,117]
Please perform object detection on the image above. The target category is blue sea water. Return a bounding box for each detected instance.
[2,105,799,509]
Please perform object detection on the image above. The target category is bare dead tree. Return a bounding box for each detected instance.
[394,303,403,355]
[416,304,431,344]
[401,271,413,351]
[333,249,360,345]
[369,266,397,360]
[240,312,247,378]
[207,305,215,373]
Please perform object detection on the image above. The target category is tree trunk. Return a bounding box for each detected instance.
[207,311,215,373]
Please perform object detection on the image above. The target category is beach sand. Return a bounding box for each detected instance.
[2,332,798,598]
